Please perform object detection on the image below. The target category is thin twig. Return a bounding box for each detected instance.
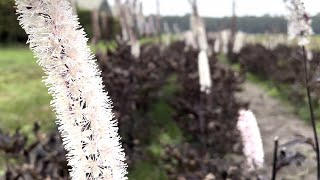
[272,136,279,180]
[302,45,320,179]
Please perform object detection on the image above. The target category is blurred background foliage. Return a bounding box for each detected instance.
[0,0,27,43]
[3,0,320,44]
[0,0,121,44]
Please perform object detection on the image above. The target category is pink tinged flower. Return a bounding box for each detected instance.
[284,0,313,46]
[15,0,127,179]
[237,109,264,170]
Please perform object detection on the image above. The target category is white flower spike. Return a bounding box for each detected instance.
[284,0,313,46]
[198,50,212,94]
[15,0,128,179]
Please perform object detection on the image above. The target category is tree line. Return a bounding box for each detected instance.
[3,0,320,44]
[161,14,320,34]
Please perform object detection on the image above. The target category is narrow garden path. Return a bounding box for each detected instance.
[236,81,317,180]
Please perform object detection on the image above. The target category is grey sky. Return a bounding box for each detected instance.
[107,0,320,17]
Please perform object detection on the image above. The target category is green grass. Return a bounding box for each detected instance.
[127,75,182,180]
[217,53,241,71]
[128,100,180,180]
[90,41,117,53]
[128,161,168,180]
[0,42,122,133]
[147,75,183,157]
[0,46,55,133]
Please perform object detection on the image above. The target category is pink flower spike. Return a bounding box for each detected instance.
[237,109,264,171]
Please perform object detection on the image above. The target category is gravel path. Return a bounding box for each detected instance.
[236,81,317,180]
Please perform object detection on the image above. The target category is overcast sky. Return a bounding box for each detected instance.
[108,0,320,17]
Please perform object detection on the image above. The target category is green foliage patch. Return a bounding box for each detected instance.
[0,47,55,133]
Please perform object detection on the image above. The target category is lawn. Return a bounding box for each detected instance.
[0,41,117,134]
[0,46,55,133]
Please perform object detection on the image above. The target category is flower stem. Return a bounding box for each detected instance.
[271,136,278,180]
[302,46,320,179]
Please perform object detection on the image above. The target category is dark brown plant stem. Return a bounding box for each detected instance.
[302,45,320,179]
[199,92,205,134]
[271,137,278,180]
